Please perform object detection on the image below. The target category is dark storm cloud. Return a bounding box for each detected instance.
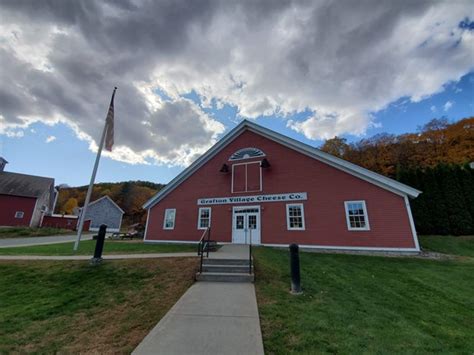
[0,0,472,162]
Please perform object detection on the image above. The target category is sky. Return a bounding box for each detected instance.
[0,0,473,187]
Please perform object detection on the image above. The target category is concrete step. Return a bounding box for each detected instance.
[203,258,250,266]
[196,272,255,283]
[202,264,252,273]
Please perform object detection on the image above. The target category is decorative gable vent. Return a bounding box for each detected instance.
[229,147,265,161]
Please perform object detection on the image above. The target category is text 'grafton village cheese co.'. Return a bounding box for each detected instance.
[197,192,308,205]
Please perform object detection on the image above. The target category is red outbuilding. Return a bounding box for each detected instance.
[143,120,421,252]
[0,158,56,228]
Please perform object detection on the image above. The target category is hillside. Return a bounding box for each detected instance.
[320,117,474,178]
[55,181,164,226]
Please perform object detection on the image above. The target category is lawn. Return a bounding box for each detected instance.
[254,245,474,354]
[0,258,197,353]
[419,235,474,257]
[0,227,73,239]
[0,240,197,255]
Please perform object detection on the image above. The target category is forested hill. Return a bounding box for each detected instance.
[55,181,164,225]
[320,117,474,178]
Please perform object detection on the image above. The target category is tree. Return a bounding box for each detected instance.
[320,136,350,158]
[63,198,78,215]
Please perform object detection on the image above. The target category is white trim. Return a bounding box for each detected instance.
[163,208,176,230]
[229,147,266,161]
[143,211,150,242]
[50,214,78,218]
[232,205,261,244]
[262,243,420,252]
[286,203,305,230]
[15,211,25,219]
[344,200,370,231]
[197,207,212,230]
[144,239,200,245]
[404,195,421,252]
[143,120,421,210]
[231,161,262,193]
[29,198,39,227]
[87,195,125,214]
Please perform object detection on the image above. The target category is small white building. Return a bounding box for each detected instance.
[82,196,124,232]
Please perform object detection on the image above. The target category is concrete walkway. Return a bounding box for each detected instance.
[0,252,197,261]
[133,244,264,355]
[0,234,94,248]
[133,282,264,355]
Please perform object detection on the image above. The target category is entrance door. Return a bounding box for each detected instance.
[232,206,261,244]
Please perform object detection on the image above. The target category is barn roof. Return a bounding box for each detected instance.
[0,171,54,198]
[143,120,421,209]
[86,195,125,213]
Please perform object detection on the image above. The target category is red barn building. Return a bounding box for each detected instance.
[143,121,421,252]
[0,158,56,227]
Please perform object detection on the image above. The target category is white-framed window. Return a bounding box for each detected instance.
[197,207,211,229]
[231,161,262,193]
[163,208,176,230]
[14,211,24,219]
[344,201,370,231]
[286,204,305,230]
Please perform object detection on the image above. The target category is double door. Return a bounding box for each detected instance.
[232,206,261,244]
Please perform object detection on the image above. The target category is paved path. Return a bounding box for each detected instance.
[0,252,197,261]
[0,234,94,248]
[133,244,264,355]
[133,282,264,355]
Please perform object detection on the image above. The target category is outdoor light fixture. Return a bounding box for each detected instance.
[220,163,230,173]
[260,158,271,169]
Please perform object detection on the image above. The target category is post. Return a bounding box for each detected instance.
[90,224,107,265]
[289,243,302,294]
[249,228,252,274]
[74,88,117,251]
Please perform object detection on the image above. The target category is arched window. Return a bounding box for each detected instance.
[229,147,265,161]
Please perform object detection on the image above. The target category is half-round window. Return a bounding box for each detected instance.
[229,147,265,161]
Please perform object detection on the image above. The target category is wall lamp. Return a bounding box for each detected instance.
[219,163,230,173]
[260,158,271,169]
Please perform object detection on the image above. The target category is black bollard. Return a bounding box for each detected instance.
[90,224,107,265]
[289,243,302,294]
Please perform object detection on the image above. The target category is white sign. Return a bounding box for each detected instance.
[197,192,308,205]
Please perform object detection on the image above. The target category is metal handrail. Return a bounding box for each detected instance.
[198,227,211,273]
[249,228,252,274]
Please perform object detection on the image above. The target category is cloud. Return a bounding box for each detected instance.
[45,135,56,143]
[0,0,473,161]
[430,105,437,113]
[443,100,454,112]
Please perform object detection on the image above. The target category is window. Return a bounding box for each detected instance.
[232,162,261,193]
[344,201,370,231]
[163,209,176,230]
[197,207,211,229]
[286,204,305,230]
[14,211,24,219]
[229,147,265,161]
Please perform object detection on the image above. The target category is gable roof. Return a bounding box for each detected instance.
[0,171,54,198]
[143,120,421,209]
[85,195,125,213]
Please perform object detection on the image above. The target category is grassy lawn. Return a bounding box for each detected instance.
[0,258,197,353]
[0,240,197,255]
[254,246,474,354]
[420,235,474,257]
[0,227,73,239]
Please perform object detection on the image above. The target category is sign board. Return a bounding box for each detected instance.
[197,192,308,205]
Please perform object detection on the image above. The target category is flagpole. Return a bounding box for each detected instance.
[74,87,117,251]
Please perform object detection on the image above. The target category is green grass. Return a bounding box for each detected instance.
[254,246,474,354]
[420,235,474,257]
[0,227,73,239]
[0,240,197,255]
[0,258,197,353]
